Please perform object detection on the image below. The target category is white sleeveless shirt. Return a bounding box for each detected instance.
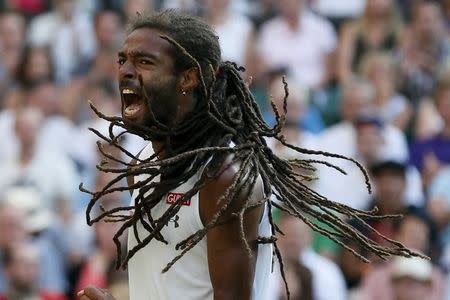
[127,143,273,300]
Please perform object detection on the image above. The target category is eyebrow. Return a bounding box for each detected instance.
[118,50,159,60]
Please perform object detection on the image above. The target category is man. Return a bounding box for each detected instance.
[410,77,450,187]
[257,0,337,89]
[1,242,68,300]
[78,10,419,300]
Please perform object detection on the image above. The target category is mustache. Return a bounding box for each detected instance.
[119,79,143,94]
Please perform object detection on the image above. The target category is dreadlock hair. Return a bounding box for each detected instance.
[80,9,426,299]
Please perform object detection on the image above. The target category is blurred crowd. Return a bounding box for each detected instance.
[0,0,449,299]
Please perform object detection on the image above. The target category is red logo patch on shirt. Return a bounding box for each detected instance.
[166,192,191,206]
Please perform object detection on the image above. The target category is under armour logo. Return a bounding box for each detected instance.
[167,215,179,228]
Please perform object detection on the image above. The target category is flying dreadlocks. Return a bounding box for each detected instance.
[79,9,424,300]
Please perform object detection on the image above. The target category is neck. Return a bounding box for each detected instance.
[19,145,34,165]
[284,14,300,30]
[8,285,38,300]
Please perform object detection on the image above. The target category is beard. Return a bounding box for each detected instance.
[143,76,179,128]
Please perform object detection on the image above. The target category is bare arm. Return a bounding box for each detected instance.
[78,286,115,300]
[200,161,264,300]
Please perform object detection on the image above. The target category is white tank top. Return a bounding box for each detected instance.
[127,143,273,300]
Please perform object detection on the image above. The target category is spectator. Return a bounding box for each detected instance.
[320,77,408,161]
[0,107,79,213]
[443,0,450,34]
[123,0,155,21]
[337,237,369,299]
[3,186,69,295]
[268,212,347,300]
[276,214,313,300]
[357,209,444,300]
[399,0,450,103]
[87,10,124,88]
[0,201,27,294]
[355,117,423,207]
[0,242,67,300]
[427,167,450,246]
[27,0,96,82]
[15,45,56,89]
[0,12,26,91]
[265,77,321,157]
[316,78,409,209]
[203,0,254,68]
[410,77,450,186]
[93,9,124,53]
[359,52,412,130]
[2,44,55,112]
[257,0,337,89]
[337,0,403,83]
[363,161,411,244]
[74,219,125,299]
[390,257,434,300]
[311,0,365,30]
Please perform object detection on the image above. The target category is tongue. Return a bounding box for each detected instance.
[124,103,141,117]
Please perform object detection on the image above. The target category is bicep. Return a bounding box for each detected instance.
[201,169,265,300]
[206,204,262,300]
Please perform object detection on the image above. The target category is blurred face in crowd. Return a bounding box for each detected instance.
[395,215,429,254]
[53,0,75,20]
[5,244,40,293]
[0,204,26,250]
[341,83,374,122]
[86,84,120,115]
[124,0,154,20]
[0,13,25,51]
[269,78,306,124]
[95,11,124,50]
[414,3,444,39]
[25,47,53,83]
[339,239,368,287]
[15,108,43,150]
[204,0,231,15]
[278,215,311,260]
[27,83,60,116]
[435,88,450,126]
[392,277,432,300]
[356,123,384,163]
[365,0,393,18]
[278,0,304,21]
[362,55,396,99]
[373,171,406,214]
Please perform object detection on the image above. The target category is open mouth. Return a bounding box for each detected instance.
[122,88,143,120]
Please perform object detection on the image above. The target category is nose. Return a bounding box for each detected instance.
[119,60,137,80]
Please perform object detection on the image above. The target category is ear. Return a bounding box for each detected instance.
[178,67,200,94]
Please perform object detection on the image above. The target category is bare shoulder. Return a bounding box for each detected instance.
[199,154,264,225]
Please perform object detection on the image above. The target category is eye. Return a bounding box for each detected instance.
[117,57,126,65]
[139,59,152,65]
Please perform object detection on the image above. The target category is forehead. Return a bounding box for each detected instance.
[121,27,173,57]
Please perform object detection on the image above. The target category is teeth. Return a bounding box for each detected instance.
[122,88,136,95]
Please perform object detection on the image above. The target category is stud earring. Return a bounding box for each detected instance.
[181,90,187,96]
